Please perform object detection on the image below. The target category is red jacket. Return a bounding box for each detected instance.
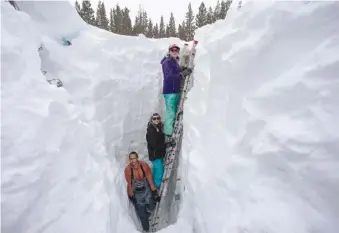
[124,160,156,197]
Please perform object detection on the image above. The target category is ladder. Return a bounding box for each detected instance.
[150,40,198,232]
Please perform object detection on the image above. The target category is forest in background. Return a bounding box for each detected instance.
[75,0,240,41]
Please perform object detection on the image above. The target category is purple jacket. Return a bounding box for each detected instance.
[161,55,181,94]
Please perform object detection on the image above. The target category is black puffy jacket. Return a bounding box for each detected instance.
[146,122,166,161]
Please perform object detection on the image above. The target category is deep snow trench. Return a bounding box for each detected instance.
[2,1,339,233]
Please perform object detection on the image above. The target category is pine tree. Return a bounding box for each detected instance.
[220,0,227,19]
[142,11,148,34]
[114,4,123,34]
[214,0,221,20]
[96,1,109,30]
[168,12,176,37]
[147,20,154,38]
[121,7,132,35]
[132,6,145,35]
[196,2,208,28]
[132,16,140,35]
[95,1,101,26]
[177,22,186,40]
[206,6,213,24]
[80,0,95,25]
[101,2,109,30]
[153,23,159,38]
[226,0,233,14]
[165,24,170,38]
[185,2,196,41]
[159,16,165,38]
[109,8,116,33]
[75,0,81,16]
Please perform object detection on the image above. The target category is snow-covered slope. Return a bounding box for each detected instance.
[1,2,179,233]
[2,1,339,233]
[177,1,339,233]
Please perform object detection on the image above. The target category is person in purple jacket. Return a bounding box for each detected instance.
[160,44,192,136]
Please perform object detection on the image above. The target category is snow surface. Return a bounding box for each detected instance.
[1,1,176,233]
[2,1,339,233]
[177,1,339,233]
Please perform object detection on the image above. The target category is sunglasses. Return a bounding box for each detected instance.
[170,49,179,52]
[152,117,160,120]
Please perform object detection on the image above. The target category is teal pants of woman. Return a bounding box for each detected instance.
[163,93,180,136]
[152,158,164,189]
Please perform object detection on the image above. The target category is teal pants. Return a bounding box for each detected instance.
[163,93,180,136]
[152,159,164,189]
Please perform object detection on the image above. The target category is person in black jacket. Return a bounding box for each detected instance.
[146,113,166,189]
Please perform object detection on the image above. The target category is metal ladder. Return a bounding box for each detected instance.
[150,41,198,232]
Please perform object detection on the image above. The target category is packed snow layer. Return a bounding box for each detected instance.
[1,2,180,233]
[176,1,339,233]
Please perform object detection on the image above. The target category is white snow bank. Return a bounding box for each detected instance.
[15,1,87,41]
[1,2,181,233]
[4,1,338,233]
[177,1,339,233]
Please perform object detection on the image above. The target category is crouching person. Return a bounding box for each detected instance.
[125,151,161,232]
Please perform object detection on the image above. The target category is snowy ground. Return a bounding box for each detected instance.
[2,1,339,233]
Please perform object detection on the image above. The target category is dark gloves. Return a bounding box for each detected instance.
[180,66,188,72]
[152,190,161,202]
[180,67,193,77]
[129,196,136,204]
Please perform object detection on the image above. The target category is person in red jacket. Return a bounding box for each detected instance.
[124,151,160,232]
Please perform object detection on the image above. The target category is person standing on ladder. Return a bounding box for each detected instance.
[160,44,192,137]
[124,151,160,232]
[146,113,166,189]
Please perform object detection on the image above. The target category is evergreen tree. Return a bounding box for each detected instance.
[220,0,227,19]
[122,7,132,35]
[209,6,216,23]
[80,0,95,25]
[146,20,154,38]
[226,0,233,14]
[114,4,123,34]
[168,12,176,37]
[132,16,140,35]
[142,11,148,34]
[96,1,109,30]
[196,2,208,28]
[185,2,196,41]
[165,24,170,38]
[109,8,116,33]
[132,6,145,35]
[177,22,186,40]
[214,0,221,20]
[95,1,101,26]
[153,23,159,38]
[206,6,213,24]
[101,2,109,30]
[220,0,234,19]
[159,16,165,38]
[75,0,81,16]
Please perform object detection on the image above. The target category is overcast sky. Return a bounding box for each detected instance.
[71,0,219,24]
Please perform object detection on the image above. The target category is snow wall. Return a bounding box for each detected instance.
[2,1,339,233]
[177,2,339,233]
[2,1,177,233]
